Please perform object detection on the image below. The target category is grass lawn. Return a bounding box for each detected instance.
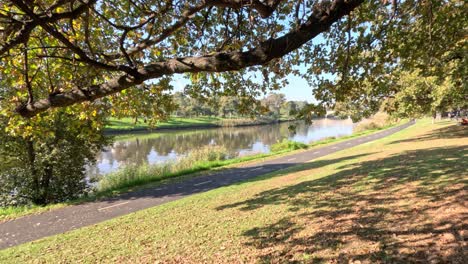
[105,116,222,131]
[105,116,295,131]
[1,119,466,263]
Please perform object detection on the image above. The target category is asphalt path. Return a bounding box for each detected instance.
[0,121,414,250]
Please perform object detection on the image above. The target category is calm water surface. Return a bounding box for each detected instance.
[89,118,354,176]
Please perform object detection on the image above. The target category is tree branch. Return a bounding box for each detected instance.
[17,0,364,117]
[104,0,285,60]
[10,0,134,73]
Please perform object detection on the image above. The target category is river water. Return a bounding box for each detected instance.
[88,118,354,176]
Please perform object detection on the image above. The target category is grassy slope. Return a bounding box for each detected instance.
[0,122,403,221]
[1,120,466,263]
[106,116,222,131]
[105,116,295,131]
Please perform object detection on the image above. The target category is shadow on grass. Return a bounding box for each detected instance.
[218,146,468,263]
[388,123,467,144]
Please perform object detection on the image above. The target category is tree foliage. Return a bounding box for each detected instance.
[382,70,465,119]
[0,0,364,121]
[322,0,467,120]
[0,110,107,206]
[171,91,304,118]
[0,0,466,126]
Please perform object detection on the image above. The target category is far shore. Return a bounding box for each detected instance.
[103,116,314,135]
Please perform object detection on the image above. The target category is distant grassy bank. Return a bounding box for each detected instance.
[1,119,465,263]
[105,116,295,133]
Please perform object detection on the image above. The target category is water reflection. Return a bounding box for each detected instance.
[91,118,354,176]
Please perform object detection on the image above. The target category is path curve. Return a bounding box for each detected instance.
[0,121,414,250]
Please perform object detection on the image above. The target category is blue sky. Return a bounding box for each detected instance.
[280,73,316,103]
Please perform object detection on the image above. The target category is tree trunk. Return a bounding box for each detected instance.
[40,165,53,205]
[26,140,42,204]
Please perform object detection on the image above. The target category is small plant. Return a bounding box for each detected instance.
[184,145,229,162]
[270,139,308,152]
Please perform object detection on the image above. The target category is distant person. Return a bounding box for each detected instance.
[461,118,468,126]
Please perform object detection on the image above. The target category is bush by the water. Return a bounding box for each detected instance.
[0,112,107,206]
[354,112,399,133]
[97,145,231,192]
[270,139,308,152]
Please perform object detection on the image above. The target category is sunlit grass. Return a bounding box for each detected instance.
[106,116,222,131]
[0,204,67,223]
[105,116,294,131]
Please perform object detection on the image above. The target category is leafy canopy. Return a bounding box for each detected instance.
[0,0,466,130]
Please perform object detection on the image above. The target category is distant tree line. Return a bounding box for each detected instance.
[172,92,308,120]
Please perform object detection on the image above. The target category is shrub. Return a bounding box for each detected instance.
[355,121,381,132]
[0,111,107,206]
[354,112,399,133]
[270,139,308,152]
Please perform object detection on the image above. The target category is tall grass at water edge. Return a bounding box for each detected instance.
[354,112,401,132]
[97,146,231,192]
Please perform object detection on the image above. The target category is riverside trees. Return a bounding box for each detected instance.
[1,1,465,123]
[171,91,303,119]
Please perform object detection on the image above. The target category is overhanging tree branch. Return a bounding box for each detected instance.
[16,0,364,117]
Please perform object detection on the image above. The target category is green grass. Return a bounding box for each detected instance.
[270,139,309,152]
[106,116,222,131]
[1,119,466,263]
[105,116,296,132]
[0,120,407,221]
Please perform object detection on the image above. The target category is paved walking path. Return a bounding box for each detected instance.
[0,121,414,250]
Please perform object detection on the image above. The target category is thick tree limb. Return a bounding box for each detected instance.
[17,0,365,117]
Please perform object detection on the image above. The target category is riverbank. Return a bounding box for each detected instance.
[2,119,465,262]
[0,120,403,221]
[105,116,296,134]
